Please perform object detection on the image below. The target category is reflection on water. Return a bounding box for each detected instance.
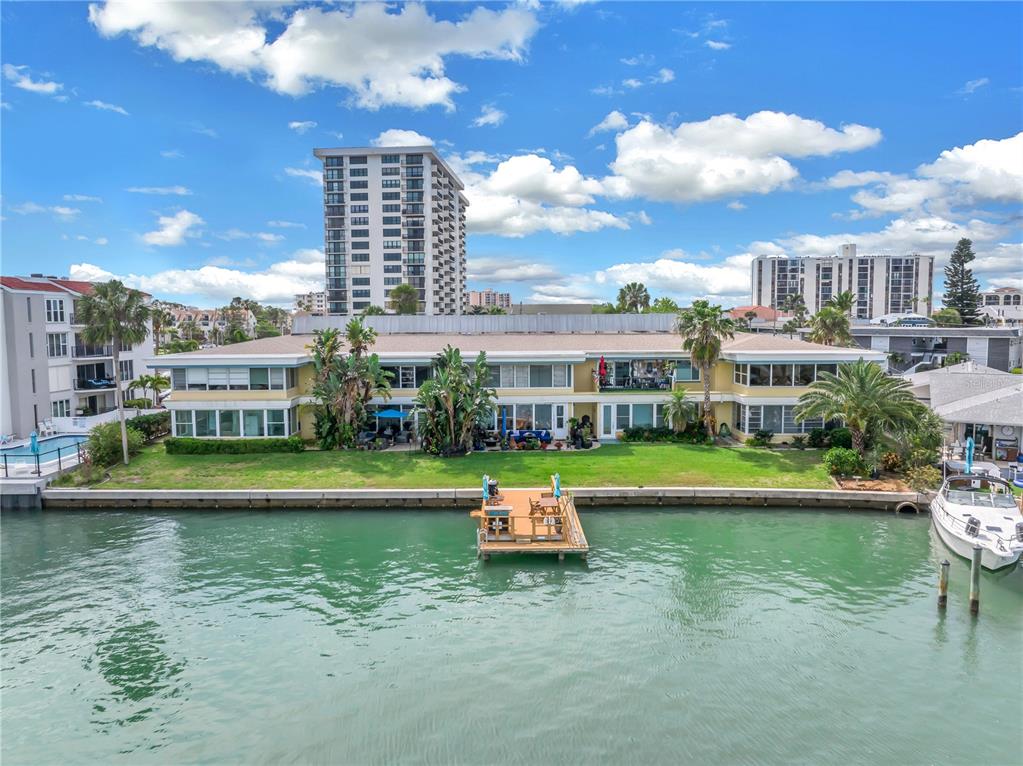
[2,509,1021,765]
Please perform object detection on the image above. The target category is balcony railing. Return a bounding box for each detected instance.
[599,376,675,392]
[73,344,113,358]
[74,378,116,391]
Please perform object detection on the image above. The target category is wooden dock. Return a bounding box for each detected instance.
[470,482,589,560]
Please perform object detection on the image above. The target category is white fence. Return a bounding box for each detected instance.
[52,408,163,434]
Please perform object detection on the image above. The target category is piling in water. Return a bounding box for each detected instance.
[938,560,950,609]
[969,546,982,616]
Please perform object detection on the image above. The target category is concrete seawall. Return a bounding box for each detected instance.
[38,487,930,513]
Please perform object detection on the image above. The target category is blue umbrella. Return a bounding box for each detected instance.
[965,436,974,475]
[30,430,39,454]
[375,409,406,419]
[501,408,507,437]
[553,473,561,498]
[482,474,490,501]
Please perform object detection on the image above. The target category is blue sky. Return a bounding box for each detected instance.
[2,1,1021,307]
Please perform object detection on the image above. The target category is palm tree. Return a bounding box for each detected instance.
[675,300,736,436]
[807,306,853,346]
[150,304,175,355]
[617,282,650,313]
[467,305,486,315]
[793,360,923,455]
[662,390,697,433]
[179,318,199,342]
[388,283,420,315]
[360,305,386,316]
[828,290,856,316]
[148,374,170,407]
[413,346,496,455]
[485,305,506,315]
[76,280,151,465]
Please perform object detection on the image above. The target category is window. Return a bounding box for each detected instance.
[350,180,368,189]
[51,399,71,418]
[384,265,402,273]
[326,193,343,204]
[349,155,367,164]
[384,277,401,286]
[195,410,216,436]
[534,404,553,430]
[352,253,370,262]
[602,405,613,436]
[46,332,68,358]
[796,364,815,386]
[383,240,401,249]
[762,405,783,433]
[748,364,771,386]
[771,364,793,386]
[243,410,264,437]
[270,368,285,390]
[286,368,298,389]
[352,278,370,286]
[633,403,654,428]
[325,168,343,180]
[28,333,34,358]
[351,229,369,238]
[326,181,343,192]
[381,154,400,164]
[350,204,369,213]
[350,167,368,177]
[186,368,208,390]
[382,228,401,237]
[350,193,368,201]
[208,368,228,390]
[26,297,32,321]
[219,410,241,437]
[31,369,36,394]
[674,361,700,381]
[405,179,424,190]
[325,156,343,167]
[404,154,423,164]
[514,404,533,430]
[352,290,371,298]
[175,411,194,437]
[119,360,134,381]
[382,166,400,176]
[529,365,553,387]
[734,363,748,385]
[229,368,248,390]
[45,299,65,322]
[382,192,400,200]
[351,216,369,226]
[381,179,400,188]
[351,241,370,250]
[267,410,286,437]
[382,217,401,225]
[250,368,269,390]
[616,404,630,431]
[382,204,401,213]
[816,363,838,378]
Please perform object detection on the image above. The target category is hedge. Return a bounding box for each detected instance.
[127,411,171,441]
[619,425,709,444]
[164,436,305,455]
[123,398,153,408]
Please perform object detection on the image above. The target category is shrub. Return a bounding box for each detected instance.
[164,436,304,455]
[747,429,774,447]
[51,462,107,487]
[87,421,143,466]
[822,447,864,476]
[126,412,171,441]
[807,428,827,448]
[905,465,942,492]
[881,451,903,472]
[791,435,808,450]
[828,427,853,449]
[122,398,153,409]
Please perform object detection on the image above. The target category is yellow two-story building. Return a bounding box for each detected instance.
[151,327,885,443]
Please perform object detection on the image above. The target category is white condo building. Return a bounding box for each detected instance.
[751,244,934,320]
[1,276,155,438]
[313,146,467,316]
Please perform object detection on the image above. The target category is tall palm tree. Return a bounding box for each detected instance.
[616,282,650,313]
[413,346,496,455]
[150,304,175,355]
[793,360,923,454]
[662,390,697,433]
[828,290,856,315]
[388,283,420,315]
[807,306,853,346]
[674,300,736,436]
[76,280,151,465]
[485,305,506,315]
[467,305,486,315]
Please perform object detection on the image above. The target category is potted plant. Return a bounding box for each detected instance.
[554,440,564,451]
[580,426,593,449]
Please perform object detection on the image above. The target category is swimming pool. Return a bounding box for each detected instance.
[0,435,86,463]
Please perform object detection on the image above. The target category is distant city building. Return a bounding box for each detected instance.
[728,305,787,323]
[849,325,1021,373]
[751,244,934,320]
[294,290,326,315]
[467,289,511,310]
[168,307,258,341]
[313,146,467,317]
[980,287,1022,307]
[1,275,155,438]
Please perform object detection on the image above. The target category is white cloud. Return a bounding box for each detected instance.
[64,194,103,203]
[126,185,192,195]
[84,99,129,115]
[588,110,629,137]
[9,201,80,220]
[288,120,317,133]
[95,237,109,246]
[727,201,746,211]
[3,64,63,95]
[849,178,946,217]
[284,167,322,185]
[651,67,675,83]
[705,40,731,51]
[267,220,306,229]
[825,169,896,189]
[484,154,606,206]
[917,132,1023,203]
[69,248,324,304]
[527,282,608,304]
[468,258,563,283]
[607,111,882,202]
[471,104,506,128]
[73,234,108,245]
[957,77,990,95]
[371,128,433,147]
[216,228,284,244]
[620,54,653,66]
[595,252,755,302]
[89,2,538,110]
[188,121,218,138]
[142,209,204,246]
[622,78,643,89]
[161,149,183,159]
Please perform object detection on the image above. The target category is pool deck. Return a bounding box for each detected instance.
[470,488,589,560]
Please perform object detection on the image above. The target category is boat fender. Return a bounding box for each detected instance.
[895,501,918,514]
[965,516,981,537]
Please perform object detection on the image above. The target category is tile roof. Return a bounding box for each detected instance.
[0,276,68,292]
[46,278,96,295]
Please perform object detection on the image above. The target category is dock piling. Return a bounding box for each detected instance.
[937,559,949,609]
[969,545,982,615]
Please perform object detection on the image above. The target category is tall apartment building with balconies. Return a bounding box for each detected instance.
[312,146,467,316]
[1,276,155,438]
[751,244,934,320]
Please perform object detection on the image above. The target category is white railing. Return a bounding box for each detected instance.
[52,408,163,434]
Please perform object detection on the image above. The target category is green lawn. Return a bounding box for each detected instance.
[92,443,833,490]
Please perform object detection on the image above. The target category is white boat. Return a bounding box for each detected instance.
[931,474,1023,571]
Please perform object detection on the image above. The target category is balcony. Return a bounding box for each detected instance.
[74,378,116,391]
[73,344,113,358]
[598,375,674,392]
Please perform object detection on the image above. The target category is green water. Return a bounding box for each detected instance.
[2,509,1021,765]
